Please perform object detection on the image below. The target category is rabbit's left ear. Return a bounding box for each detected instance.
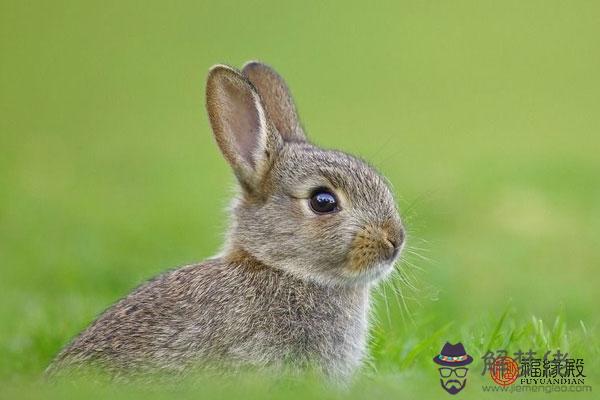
[206,65,282,193]
[242,61,307,143]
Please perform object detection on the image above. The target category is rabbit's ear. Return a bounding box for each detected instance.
[206,65,281,192]
[242,61,306,143]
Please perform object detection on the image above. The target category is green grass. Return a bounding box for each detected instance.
[1,0,599,398]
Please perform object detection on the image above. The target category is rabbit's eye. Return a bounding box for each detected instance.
[309,189,338,214]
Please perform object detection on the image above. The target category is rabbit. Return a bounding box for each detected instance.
[46,61,405,382]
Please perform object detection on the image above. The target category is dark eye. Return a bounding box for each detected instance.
[309,189,338,214]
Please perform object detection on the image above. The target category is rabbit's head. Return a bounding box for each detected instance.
[206,62,404,286]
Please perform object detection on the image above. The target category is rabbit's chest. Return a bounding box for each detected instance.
[226,284,370,372]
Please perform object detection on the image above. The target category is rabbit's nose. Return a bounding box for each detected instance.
[383,226,404,261]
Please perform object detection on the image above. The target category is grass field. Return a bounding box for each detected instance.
[1,1,599,398]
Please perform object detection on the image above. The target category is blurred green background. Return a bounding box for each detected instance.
[1,0,599,397]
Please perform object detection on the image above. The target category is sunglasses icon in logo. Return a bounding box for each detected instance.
[433,342,473,395]
[438,367,468,378]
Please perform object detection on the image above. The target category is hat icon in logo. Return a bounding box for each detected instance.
[433,342,474,367]
[433,342,473,395]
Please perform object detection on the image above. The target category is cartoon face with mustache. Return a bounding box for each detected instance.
[433,342,474,395]
[438,366,469,394]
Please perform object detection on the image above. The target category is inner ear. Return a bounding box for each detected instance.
[206,65,272,190]
[218,76,263,168]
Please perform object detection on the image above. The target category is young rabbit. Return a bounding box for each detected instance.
[47,62,405,381]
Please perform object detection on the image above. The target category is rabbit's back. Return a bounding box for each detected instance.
[48,251,369,378]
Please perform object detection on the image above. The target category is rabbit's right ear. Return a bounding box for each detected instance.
[206,65,282,192]
[242,61,306,143]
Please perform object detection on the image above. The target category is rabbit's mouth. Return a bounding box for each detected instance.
[344,224,404,282]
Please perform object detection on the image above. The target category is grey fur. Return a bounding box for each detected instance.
[47,62,405,382]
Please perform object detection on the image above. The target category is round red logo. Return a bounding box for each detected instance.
[490,356,519,386]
